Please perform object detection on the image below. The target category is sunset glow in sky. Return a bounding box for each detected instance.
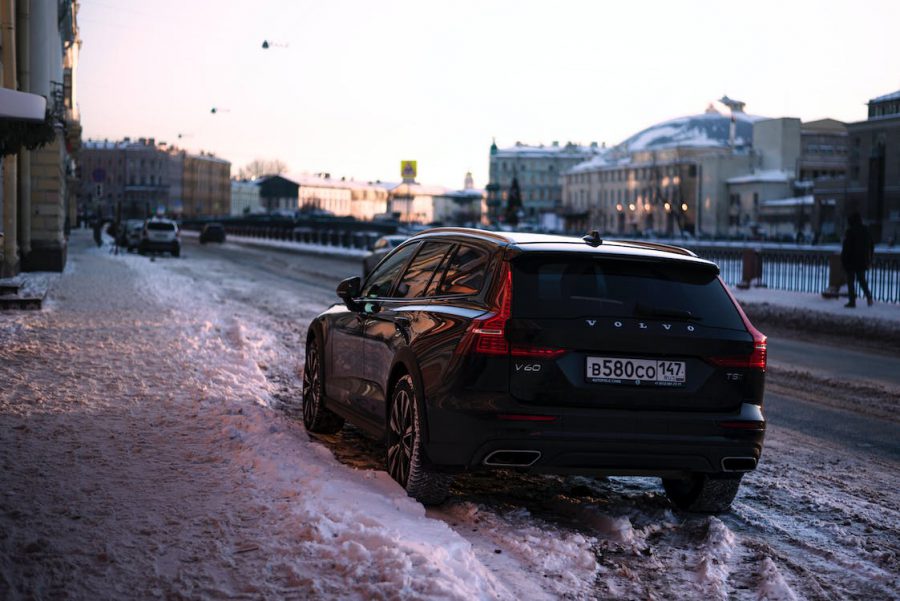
[78,0,900,188]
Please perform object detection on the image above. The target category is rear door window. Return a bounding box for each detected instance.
[395,242,452,298]
[437,244,489,296]
[512,255,744,330]
[362,243,419,298]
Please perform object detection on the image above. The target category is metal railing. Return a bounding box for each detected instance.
[688,244,900,303]
[183,219,900,304]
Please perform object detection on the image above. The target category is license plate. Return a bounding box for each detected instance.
[586,357,686,386]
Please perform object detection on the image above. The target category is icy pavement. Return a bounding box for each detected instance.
[1,232,898,600]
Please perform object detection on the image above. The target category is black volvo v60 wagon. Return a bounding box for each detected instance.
[302,228,767,513]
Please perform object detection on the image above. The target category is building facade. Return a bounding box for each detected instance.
[385,183,447,224]
[562,103,764,237]
[256,175,299,214]
[1,0,82,275]
[345,181,389,221]
[487,140,602,223]
[182,152,230,218]
[79,140,230,219]
[296,174,353,216]
[79,138,183,220]
[230,179,263,216]
[562,102,849,240]
[847,90,900,242]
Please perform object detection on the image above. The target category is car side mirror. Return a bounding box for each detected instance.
[336,276,362,309]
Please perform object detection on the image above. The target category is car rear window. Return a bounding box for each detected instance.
[147,222,176,231]
[437,244,489,296]
[511,255,744,330]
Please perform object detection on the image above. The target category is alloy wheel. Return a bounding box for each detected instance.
[387,388,415,487]
[302,346,320,426]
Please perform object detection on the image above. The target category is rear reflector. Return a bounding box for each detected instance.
[509,344,566,358]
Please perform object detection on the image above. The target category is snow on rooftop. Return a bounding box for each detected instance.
[761,195,815,207]
[727,170,792,184]
[870,89,900,103]
[440,188,485,199]
[618,109,765,153]
[493,142,602,158]
[566,154,614,174]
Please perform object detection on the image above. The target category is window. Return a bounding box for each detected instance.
[437,244,489,296]
[511,257,743,330]
[395,242,452,298]
[362,243,419,298]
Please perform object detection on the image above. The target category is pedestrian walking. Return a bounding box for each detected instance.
[92,219,103,247]
[841,212,874,308]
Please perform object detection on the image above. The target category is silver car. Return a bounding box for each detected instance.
[140,218,181,257]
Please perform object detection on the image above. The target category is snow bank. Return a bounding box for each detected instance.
[757,557,799,601]
[218,403,508,600]
[694,518,735,600]
[110,246,513,599]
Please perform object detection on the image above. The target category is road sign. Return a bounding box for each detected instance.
[401,160,417,183]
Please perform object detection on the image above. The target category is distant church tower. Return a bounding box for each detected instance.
[464,171,474,190]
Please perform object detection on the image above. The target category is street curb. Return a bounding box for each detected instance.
[742,301,900,354]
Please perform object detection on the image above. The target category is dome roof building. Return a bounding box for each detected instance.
[561,99,787,238]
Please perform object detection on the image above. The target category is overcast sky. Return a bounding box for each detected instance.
[77,0,900,188]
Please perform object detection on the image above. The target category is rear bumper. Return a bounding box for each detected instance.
[140,240,180,252]
[424,402,765,477]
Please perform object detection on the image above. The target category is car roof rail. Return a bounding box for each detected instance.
[414,227,513,244]
[604,239,696,257]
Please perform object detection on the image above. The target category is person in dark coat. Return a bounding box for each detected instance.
[841,212,874,307]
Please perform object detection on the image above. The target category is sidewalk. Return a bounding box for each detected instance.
[731,286,900,325]
[0,232,508,600]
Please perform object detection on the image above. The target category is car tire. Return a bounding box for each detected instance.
[301,336,344,434]
[172,247,181,258]
[387,374,451,505]
[663,473,743,513]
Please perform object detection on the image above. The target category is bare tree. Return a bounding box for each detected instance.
[237,158,288,180]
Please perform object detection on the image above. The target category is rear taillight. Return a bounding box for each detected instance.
[459,262,564,358]
[713,278,767,371]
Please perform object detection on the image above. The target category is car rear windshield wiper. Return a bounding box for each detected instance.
[635,303,701,321]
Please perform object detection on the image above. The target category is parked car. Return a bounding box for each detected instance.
[124,219,145,251]
[302,228,767,512]
[362,235,407,277]
[140,218,180,257]
[200,223,226,244]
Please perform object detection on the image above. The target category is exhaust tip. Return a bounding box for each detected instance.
[721,457,757,472]
[483,450,541,467]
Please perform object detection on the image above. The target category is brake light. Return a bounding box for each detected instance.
[714,278,767,371]
[459,262,564,358]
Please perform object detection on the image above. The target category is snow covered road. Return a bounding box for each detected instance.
[1,232,897,600]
